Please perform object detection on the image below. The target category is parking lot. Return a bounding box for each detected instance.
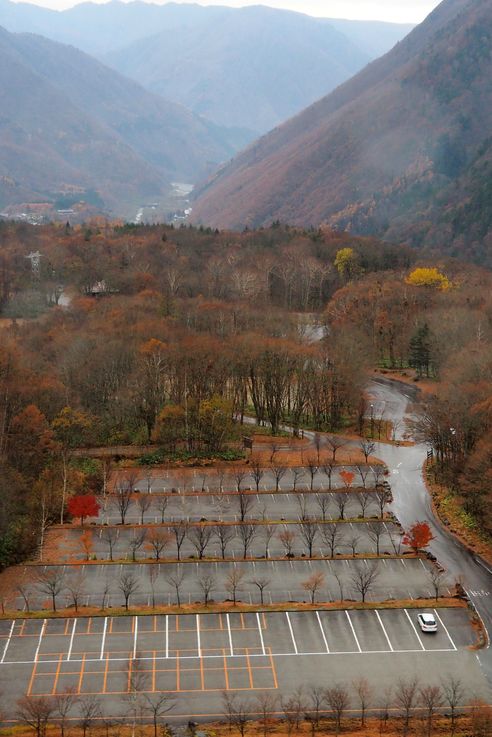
[0,608,486,721]
[49,519,404,562]
[99,489,385,525]
[17,556,447,610]
[121,467,374,494]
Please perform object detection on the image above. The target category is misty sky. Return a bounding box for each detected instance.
[17,0,442,23]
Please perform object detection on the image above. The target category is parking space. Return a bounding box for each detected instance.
[17,555,444,611]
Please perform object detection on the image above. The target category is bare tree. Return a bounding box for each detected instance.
[100,577,112,611]
[54,688,78,737]
[321,524,342,558]
[315,494,330,522]
[281,689,306,736]
[271,465,287,492]
[269,442,281,463]
[170,522,188,561]
[231,699,250,737]
[251,460,264,492]
[101,527,118,561]
[394,677,418,737]
[262,525,276,559]
[348,534,360,557]
[278,529,297,557]
[17,695,55,737]
[419,684,443,737]
[198,574,216,605]
[313,433,323,464]
[368,522,385,556]
[224,568,245,605]
[375,486,391,518]
[372,465,386,488]
[352,677,372,728]
[295,492,309,520]
[16,583,32,613]
[326,436,347,462]
[148,530,172,561]
[359,440,375,463]
[333,572,345,602]
[113,481,133,525]
[302,572,325,604]
[357,490,373,519]
[326,684,350,735]
[350,563,380,603]
[78,696,101,737]
[249,577,271,605]
[214,465,227,492]
[334,493,349,520]
[428,568,447,602]
[189,525,213,559]
[378,687,393,736]
[156,496,169,523]
[237,490,254,522]
[66,570,86,613]
[166,569,186,607]
[355,464,370,488]
[238,524,257,559]
[291,467,305,492]
[300,521,318,558]
[441,676,465,736]
[118,571,139,610]
[306,458,319,490]
[233,469,248,492]
[214,525,235,559]
[255,693,278,737]
[128,530,147,561]
[321,461,335,490]
[140,692,175,737]
[222,690,239,733]
[147,565,159,609]
[304,685,326,737]
[136,494,152,525]
[36,568,65,612]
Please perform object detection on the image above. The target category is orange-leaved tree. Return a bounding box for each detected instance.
[340,470,355,489]
[403,521,434,554]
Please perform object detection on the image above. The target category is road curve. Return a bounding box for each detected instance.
[368,377,492,686]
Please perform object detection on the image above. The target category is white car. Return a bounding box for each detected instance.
[417,613,438,633]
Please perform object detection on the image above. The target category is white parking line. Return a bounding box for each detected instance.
[316,612,330,653]
[375,611,393,651]
[226,614,234,656]
[404,609,425,650]
[196,614,201,658]
[67,619,77,661]
[34,620,47,663]
[434,610,457,650]
[256,613,266,656]
[1,621,15,664]
[100,617,107,660]
[345,611,362,653]
[285,612,298,654]
[132,617,138,660]
[165,615,169,659]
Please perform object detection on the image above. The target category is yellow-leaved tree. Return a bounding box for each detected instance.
[405,267,451,290]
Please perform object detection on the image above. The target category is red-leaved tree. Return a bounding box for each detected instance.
[67,495,100,526]
[403,521,434,554]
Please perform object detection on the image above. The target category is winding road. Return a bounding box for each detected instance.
[367,377,492,686]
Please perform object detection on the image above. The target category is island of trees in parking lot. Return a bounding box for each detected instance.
[0,220,491,569]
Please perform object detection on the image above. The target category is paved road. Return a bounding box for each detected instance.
[367,377,492,685]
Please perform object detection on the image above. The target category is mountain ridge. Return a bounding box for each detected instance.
[191,0,492,267]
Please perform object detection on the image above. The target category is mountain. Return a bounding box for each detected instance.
[0,1,413,135]
[191,0,492,267]
[105,6,371,134]
[0,26,248,215]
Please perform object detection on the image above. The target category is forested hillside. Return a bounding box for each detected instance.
[0,220,491,568]
[191,0,492,267]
